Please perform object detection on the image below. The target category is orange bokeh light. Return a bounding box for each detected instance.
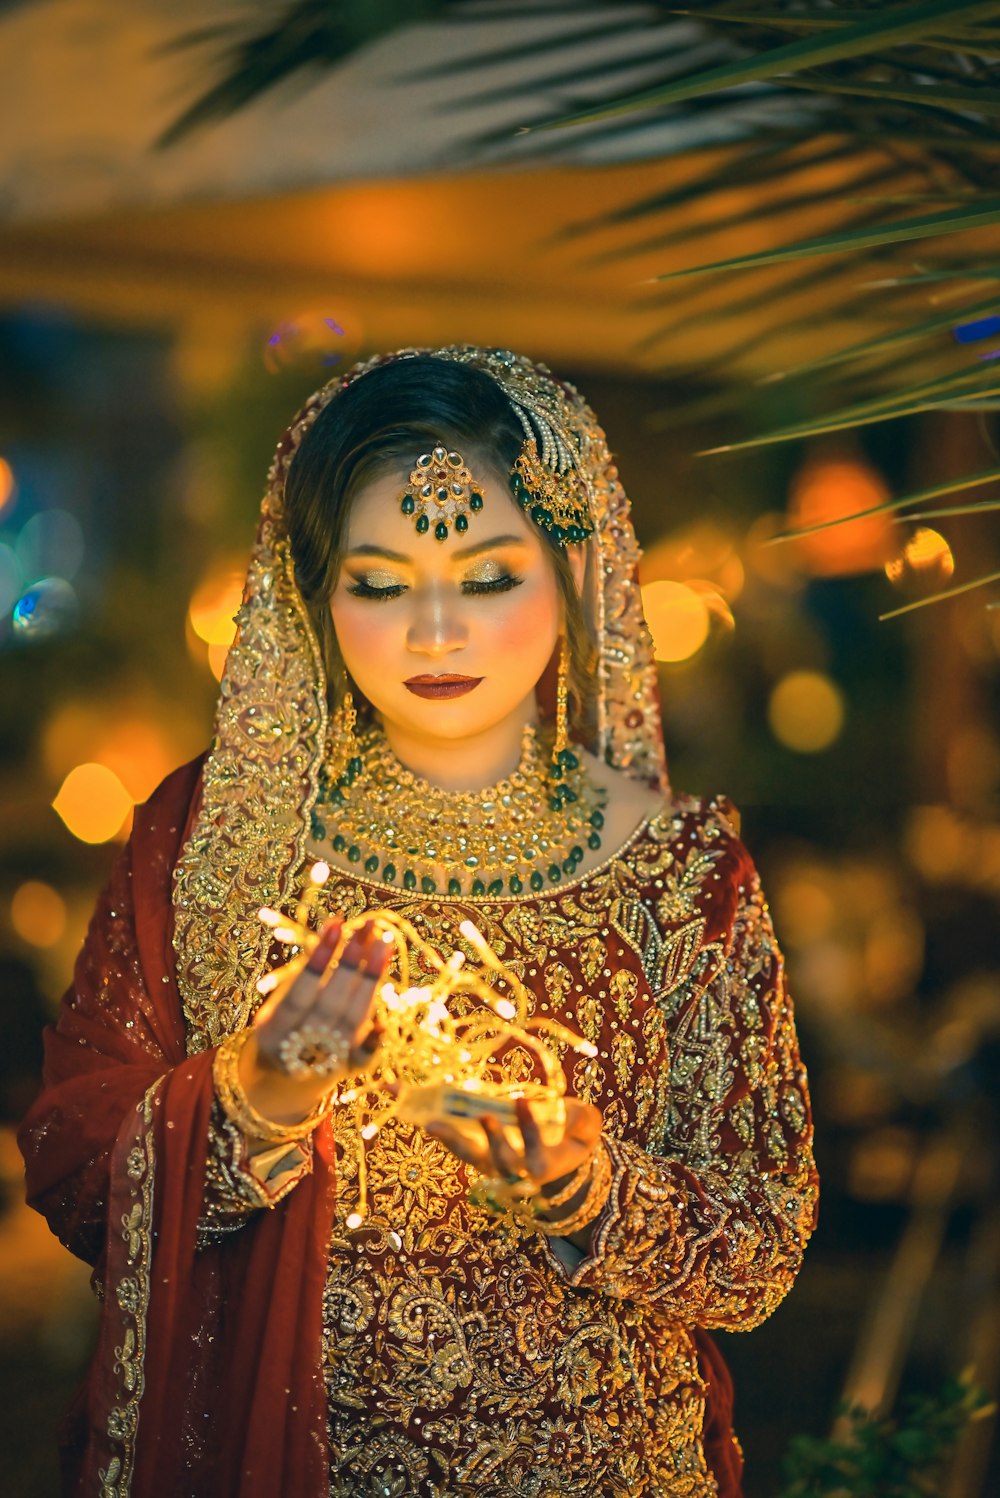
[642,581,711,663]
[188,563,244,646]
[10,880,67,948]
[53,763,133,844]
[0,456,15,516]
[786,457,894,577]
[768,670,845,753]
[885,527,955,590]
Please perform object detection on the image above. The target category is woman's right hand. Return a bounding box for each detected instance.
[237,917,389,1130]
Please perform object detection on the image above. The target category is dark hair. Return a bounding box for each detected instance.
[283,355,594,721]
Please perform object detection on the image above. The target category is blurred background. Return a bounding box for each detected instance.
[1,2,999,1494]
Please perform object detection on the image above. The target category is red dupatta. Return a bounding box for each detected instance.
[20,759,743,1497]
[19,761,337,1498]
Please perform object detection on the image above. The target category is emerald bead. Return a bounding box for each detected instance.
[487,879,503,896]
[347,844,361,863]
[590,809,605,828]
[588,832,601,850]
[455,513,468,533]
[471,878,486,896]
[383,863,396,882]
[348,757,362,777]
[562,857,574,875]
[434,520,449,541]
[436,487,449,502]
[400,495,416,515]
[421,875,436,894]
[311,817,324,840]
[559,749,579,769]
[364,854,379,874]
[403,870,417,890]
[509,875,522,894]
[447,878,462,896]
[570,846,583,863]
[470,493,483,511]
[548,864,561,883]
[531,506,545,523]
[563,789,577,803]
[333,834,346,853]
[530,870,544,891]
[549,796,561,811]
[330,787,344,805]
[415,515,430,534]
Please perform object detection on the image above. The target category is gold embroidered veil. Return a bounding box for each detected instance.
[172,347,669,1054]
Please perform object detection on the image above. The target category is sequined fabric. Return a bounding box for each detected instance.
[207,797,817,1497]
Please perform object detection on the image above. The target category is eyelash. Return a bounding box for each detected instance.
[347,574,523,601]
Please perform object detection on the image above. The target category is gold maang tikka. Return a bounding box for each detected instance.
[399,443,485,541]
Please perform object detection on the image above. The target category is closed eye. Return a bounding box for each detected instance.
[346,574,523,601]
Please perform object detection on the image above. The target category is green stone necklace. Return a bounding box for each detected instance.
[310,721,607,898]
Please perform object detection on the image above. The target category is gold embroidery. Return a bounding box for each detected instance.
[104,1080,159,1497]
[309,801,816,1495]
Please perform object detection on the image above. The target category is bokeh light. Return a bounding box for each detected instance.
[188,561,244,646]
[884,527,955,591]
[0,542,20,614]
[10,880,67,948]
[11,576,79,639]
[641,580,711,662]
[0,456,15,516]
[785,456,894,577]
[16,509,84,583]
[263,312,349,374]
[52,762,133,843]
[768,670,845,752]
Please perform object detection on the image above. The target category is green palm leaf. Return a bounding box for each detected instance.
[526,1,1000,131]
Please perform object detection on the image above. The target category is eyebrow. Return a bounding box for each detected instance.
[344,535,529,564]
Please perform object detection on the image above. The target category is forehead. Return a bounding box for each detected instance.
[343,463,538,552]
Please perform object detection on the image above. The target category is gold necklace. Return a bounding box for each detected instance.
[311,721,607,897]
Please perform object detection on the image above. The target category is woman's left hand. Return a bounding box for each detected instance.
[424,1096,603,1222]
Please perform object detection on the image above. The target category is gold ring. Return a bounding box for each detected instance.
[278,1025,351,1078]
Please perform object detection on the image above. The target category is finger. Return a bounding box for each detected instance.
[565,1101,604,1147]
[346,1021,383,1071]
[307,917,344,975]
[514,1099,547,1179]
[423,1121,490,1172]
[270,920,343,1028]
[481,1116,527,1181]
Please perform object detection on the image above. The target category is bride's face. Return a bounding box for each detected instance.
[330,463,583,744]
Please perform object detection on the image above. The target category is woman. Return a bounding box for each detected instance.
[20,346,818,1498]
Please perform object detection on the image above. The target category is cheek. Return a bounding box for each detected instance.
[490,585,559,654]
[329,596,396,667]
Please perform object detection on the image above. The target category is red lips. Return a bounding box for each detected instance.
[403,675,484,699]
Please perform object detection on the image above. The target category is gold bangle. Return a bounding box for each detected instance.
[213,1030,329,1145]
[528,1141,612,1238]
[540,1157,593,1210]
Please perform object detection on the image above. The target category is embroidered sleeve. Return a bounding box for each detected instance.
[559,851,818,1330]
[197,1099,313,1243]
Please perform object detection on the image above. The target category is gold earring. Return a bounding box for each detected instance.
[329,687,361,790]
[550,636,578,794]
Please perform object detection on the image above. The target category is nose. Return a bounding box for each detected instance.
[405,585,469,658]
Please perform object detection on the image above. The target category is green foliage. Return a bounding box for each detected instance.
[160,0,1000,606]
[777,1373,994,1498]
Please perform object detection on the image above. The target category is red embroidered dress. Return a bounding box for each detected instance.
[19,348,818,1497]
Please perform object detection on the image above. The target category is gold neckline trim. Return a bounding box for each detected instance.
[305,805,668,905]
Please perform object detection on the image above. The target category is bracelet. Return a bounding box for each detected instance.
[529,1141,612,1237]
[540,1156,593,1210]
[513,1141,612,1238]
[213,1030,330,1145]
